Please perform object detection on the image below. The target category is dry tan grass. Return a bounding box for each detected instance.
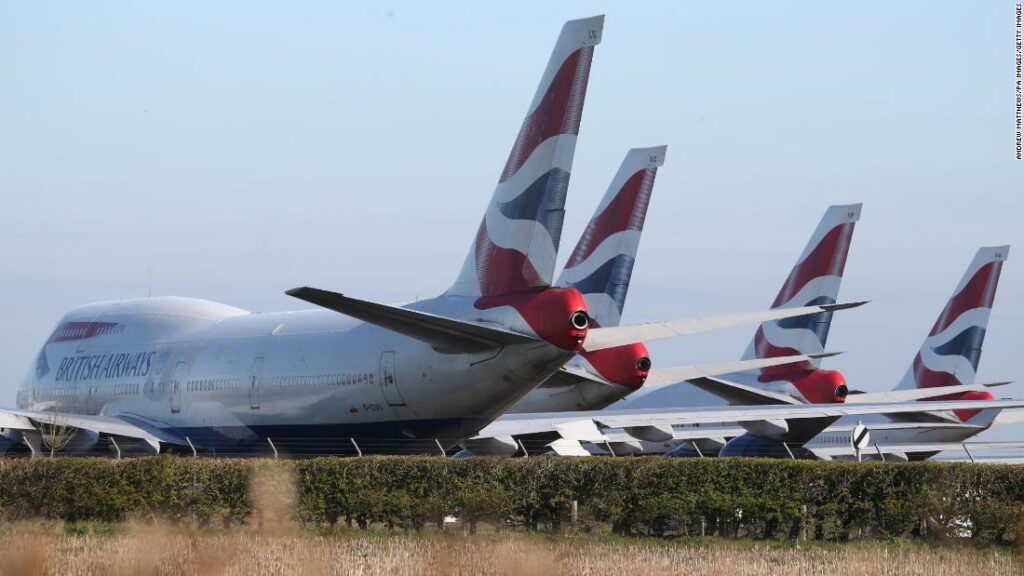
[0,530,1018,576]
[0,467,1015,575]
[248,463,298,536]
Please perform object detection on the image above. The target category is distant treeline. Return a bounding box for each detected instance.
[0,457,1021,543]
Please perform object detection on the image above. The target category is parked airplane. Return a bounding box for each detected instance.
[806,245,1013,460]
[606,244,1013,459]
[461,148,839,455]
[603,204,863,456]
[504,146,833,416]
[8,15,611,456]
[463,209,1024,456]
[3,16,852,457]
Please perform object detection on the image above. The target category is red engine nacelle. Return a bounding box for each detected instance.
[761,369,849,404]
[475,287,590,351]
[922,389,995,423]
[580,342,651,390]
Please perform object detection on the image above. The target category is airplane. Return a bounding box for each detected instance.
[1,16,856,458]
[603,203,865,456]
[462,206,1024,457]
[6,15,612,456]
[805,245,1015,461]
[503,146,835,416]
[461,148,840,456]
[598,244,1014,459]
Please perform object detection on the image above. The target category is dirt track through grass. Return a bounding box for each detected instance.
[0,531,1019,576]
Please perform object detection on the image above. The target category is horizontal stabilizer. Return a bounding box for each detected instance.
[286,287,540,353]
[583,301,867,351]
[686,376,806,406]
[644,352,841,390]
[846,384,1003,404]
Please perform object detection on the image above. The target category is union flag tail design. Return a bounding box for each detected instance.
[741,204,861,372]
[895,246,1009,393]
[448,16,604,297]
[557,146,666,327]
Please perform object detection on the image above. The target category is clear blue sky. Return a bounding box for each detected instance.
[2,2,1021,439]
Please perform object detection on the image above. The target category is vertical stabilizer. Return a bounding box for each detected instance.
[448,16,604,297]
[741,204,861,371]
[895,246,1009,391]
[557,146,666,327]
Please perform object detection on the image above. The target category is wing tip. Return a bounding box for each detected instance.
[822,300,869,312]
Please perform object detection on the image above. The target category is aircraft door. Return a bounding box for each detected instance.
[170,361,186,414]
[379,351,405,406]
[249,357,264,410]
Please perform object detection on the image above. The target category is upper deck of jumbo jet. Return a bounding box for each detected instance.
[45,295,369,345]
[57,296,249,323]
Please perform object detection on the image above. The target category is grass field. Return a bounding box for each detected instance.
[0,526,1019,576]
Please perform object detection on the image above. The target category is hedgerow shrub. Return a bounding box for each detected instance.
[0,457,1020,543]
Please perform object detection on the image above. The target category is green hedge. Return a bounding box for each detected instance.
[0,457,1021,543]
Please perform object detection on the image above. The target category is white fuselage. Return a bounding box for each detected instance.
[19,295,574,454]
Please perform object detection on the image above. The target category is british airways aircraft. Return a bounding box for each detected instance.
[3,16,855,457]
[596,236,1014,459]
[503,146,829,416]
[806,245,1015,460]
[8,16,610,456]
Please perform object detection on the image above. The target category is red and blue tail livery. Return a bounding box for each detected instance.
[558,146,666,328]
[742,204,861,374]
[449,16,604,298]
[894,246,1009,421]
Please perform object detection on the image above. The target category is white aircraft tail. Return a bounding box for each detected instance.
[894,246,1009,392]
[740,204,861,371]
[557,146,666,327]
[448,16,604,297]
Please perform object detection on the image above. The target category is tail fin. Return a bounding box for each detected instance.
[895,245,1009,391]
[742,204,861,371]
[448,16,604,297]
[557,146,666,327]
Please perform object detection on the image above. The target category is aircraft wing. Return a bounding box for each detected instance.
[0,408,187,453]
[476,398,1024,440]
[286,287,541,354]
[682,378,997,407]
[548,352,838,392]
[682,376,804,405]
[583,301,867,351]
[844,384,1003,403]
[643,352,840,389]
[810,441,1024,461]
